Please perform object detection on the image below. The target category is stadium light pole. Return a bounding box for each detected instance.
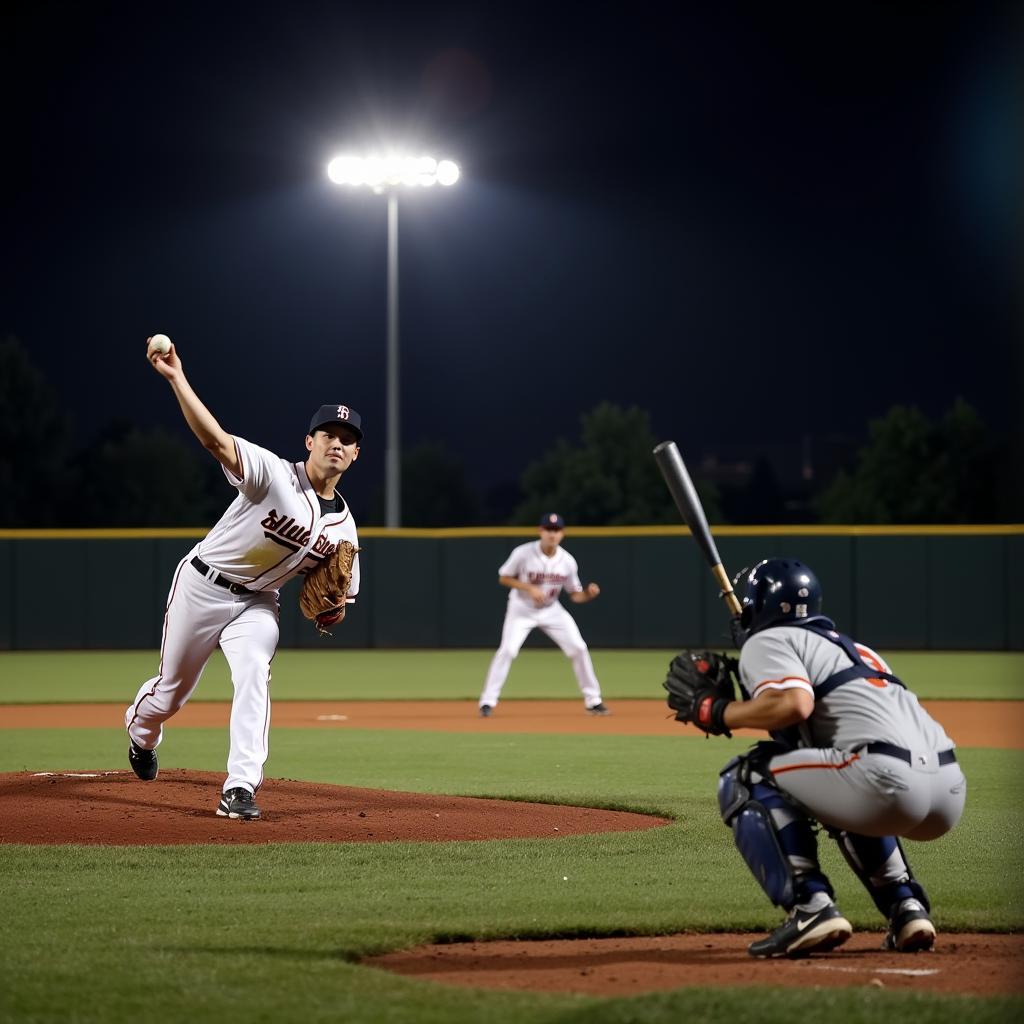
[326,153,460,528]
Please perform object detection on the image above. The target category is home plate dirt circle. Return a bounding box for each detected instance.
[0,770,671,845]
[364,932,1024,996]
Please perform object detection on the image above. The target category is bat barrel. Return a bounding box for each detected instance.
[653,441,722,566]
[653,440,742,618]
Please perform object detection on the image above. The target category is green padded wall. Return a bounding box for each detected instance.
[0,532,1020,650]
[855,537,929,649]
[0,542,12,650]
[1009,535,1024,651]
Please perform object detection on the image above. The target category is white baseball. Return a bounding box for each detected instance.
[148,334,171,355]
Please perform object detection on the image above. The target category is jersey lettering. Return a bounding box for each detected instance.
[854,643,889,687]
[527,571,568,585]
[260,509,312,549]
[311,532,338,556]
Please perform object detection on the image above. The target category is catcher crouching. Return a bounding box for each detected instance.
[663,558,965,959]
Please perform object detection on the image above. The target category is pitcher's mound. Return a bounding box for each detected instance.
[0,770,671,845]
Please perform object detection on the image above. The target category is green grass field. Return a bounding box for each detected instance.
[1,649,1022,1023]
[1,648,1022,703]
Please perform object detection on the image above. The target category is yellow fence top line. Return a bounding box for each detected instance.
[1,524,1022,540]
[0,528,208,539]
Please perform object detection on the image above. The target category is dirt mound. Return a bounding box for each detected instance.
[366,931,1024,996]
[0,770,671,845]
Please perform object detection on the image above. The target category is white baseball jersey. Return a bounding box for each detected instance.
[197,435,360,597]
[479,540,603,710]
[499,541,582,609]
[126,433,360,799]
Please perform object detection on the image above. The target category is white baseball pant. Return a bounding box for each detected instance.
[480,600,603,709]
[125,556,279,794]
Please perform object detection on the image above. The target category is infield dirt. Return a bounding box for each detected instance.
[365,932,1024,997]
[2,698,1019,998]
[2,698,1020,747]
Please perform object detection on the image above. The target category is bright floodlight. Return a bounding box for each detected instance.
[436,159,460,186]
[327,153,460,192]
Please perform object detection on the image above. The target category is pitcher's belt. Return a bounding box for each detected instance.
[191,555,252,595]
[864,741,956,766]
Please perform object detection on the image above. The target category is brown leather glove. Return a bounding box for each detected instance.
[299,540,359,636]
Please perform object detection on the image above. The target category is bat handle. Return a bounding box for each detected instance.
[711,563,743,617]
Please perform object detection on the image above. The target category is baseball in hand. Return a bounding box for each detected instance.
[148,334,172,356]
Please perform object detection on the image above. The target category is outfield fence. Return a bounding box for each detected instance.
[1,526,1021,651]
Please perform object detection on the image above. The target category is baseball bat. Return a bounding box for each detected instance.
[653,440,742,617]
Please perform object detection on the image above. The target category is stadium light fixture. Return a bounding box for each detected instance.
[327,153,461,193]
[326,151,461,528]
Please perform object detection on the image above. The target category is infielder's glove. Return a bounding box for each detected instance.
[299,540,359,636]
[662,650,738,737]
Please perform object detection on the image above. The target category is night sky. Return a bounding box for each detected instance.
[5,2,1020,519]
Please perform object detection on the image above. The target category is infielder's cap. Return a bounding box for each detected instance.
[539,512,565,530]
[308,404,363,441]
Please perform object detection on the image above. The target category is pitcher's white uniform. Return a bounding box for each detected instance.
[479,541,604,710]
[125,435,360,795]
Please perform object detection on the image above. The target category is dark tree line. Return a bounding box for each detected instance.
[1,337,225,527]
[2,336,1015,528]
[512,400,1012,527]
[511,402,722,526]
[815,400,1004,524]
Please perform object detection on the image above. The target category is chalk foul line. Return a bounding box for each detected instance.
[32,772,124,778]
[808,964,940,977]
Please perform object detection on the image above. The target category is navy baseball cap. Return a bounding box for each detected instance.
[539,513,565,530]
[308,404,363,441]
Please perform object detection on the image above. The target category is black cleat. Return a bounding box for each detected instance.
[479,705,493,718]
[216,787,261,820]
[128,741,158,781]
[884,898,935,952]
[748,903,852,958]
[586,702,611,716]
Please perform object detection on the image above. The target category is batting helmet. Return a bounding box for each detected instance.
[732,558,826,642]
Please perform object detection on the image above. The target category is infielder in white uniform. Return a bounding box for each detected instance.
[125,337,362,820]
[479,513,608,717]
[687,558,966,958]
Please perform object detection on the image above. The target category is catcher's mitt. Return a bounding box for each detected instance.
[299,540,359,636]
[663,650,738,737]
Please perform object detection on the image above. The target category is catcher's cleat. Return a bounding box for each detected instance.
[128,741,158,781]
[748,903,852,959]
[479,705,493,718]
[884,899,935,952]
[586,703,611,716]
[216,787,261,821]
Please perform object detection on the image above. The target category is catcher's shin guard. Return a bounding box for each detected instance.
[831,830,931,919]
[719,758,795,907]
[719,755,833,909]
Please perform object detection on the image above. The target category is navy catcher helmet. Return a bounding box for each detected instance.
[732,558,826,642]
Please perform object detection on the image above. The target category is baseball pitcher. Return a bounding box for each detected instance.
[124,336,362,820]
